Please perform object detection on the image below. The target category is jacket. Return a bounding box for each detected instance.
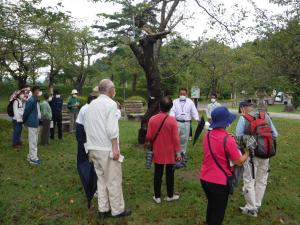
[85,95,119,151]
[40,100,52,120]
[146,112,180,164]
[23,96,40,128]
[49,96,63,114]
[67,96,79,113]
[13,98,24,122]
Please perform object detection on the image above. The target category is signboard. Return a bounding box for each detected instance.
[191,87,200,99]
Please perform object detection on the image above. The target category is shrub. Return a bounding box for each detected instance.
[127,96,147,105]
[114,97,124,105]
[77,96,87,107]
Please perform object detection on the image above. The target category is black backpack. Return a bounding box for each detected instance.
[7,99,19,117]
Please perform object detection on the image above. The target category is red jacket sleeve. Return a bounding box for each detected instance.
[226,136,241,161]
[171,119,180,152]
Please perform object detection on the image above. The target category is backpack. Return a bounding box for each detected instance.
[7,99,15,117]
[243,111,275,158]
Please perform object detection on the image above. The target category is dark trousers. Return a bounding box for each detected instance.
[189,121,193,138]
[50,112,62,140]
[41,119,50,145]
[76,123,88,164]
[154,164,174,198]
[201,180,229,225]
[12,120,23,145]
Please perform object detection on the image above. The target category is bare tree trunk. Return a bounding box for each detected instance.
[130,35,166,144]
[132,73,138,95]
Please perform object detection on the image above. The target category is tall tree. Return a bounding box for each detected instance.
[93,0,247,143]
[0,0,46,88]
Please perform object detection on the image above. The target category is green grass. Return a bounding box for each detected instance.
[0,119,299,225]
[266,104,300,114]
[0,96,8,113]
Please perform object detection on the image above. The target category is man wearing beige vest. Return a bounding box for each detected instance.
[85,79,132,219]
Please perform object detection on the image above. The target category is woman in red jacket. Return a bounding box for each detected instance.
[146,96,181,204]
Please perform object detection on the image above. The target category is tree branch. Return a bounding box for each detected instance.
[194,0,237,45]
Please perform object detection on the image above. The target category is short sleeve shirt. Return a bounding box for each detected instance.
[200,129,241,185]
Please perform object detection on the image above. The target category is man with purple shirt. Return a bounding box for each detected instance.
[170,88,199,157]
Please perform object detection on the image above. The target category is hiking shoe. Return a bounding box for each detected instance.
[29,159,41,165]
[112,209,132,218]
[153,196,161,204]
[239,206,258,217]
[165,195,180,202]
[98,211,112,219]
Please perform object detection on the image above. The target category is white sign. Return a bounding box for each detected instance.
[191,87,200,99]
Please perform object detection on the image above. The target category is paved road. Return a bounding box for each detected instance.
[0,114,10,121]
[198,108,300,120]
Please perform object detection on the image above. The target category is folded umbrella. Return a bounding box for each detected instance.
[77,160,97,208]
[193,116,205,146]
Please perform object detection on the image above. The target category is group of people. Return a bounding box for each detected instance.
[9,79,278,224]
[9,86,80,165]
[73,80,278,224]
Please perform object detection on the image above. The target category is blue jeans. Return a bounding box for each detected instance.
[12,120,23,145]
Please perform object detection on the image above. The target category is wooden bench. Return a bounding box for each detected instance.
[62,105,71,132]
[124,100,145,121]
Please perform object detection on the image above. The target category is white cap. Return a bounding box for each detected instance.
[93,86,99,92]
[71,89,78,95]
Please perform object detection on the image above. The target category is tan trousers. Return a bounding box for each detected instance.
[89,150,125,216]
[242,157,269,211]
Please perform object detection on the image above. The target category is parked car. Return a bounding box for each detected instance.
[275,92,284,102]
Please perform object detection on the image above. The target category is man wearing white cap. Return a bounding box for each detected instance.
[67,89,80,132]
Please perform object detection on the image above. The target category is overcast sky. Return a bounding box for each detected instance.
[39,0,286,45]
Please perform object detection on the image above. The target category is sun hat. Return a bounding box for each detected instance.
[71,89,78,95]
[210,106,236,129]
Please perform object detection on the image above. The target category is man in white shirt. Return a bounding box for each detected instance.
[170,88,199,156]
[85,79,131,219]
[206,94,222,123]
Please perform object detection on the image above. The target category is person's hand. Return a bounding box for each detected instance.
[112,145,120,160]
[176,152,182,161]
[244,148,250,157]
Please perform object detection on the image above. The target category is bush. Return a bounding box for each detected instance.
[77,96,87,107]
[127,96,147,105]
[113,97,124,105]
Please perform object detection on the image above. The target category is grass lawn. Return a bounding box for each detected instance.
[0,95,8,113]
[266,104,300,114]
[0,118,299,225]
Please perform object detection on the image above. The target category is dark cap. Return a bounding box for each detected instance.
[239,99,253,108]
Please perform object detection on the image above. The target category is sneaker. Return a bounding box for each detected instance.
[165,194,180,202]
[112,209,132,218]
[153,196,161,204]
[29,159,41,165]
[239,206,258,217]
[98,211,112,219]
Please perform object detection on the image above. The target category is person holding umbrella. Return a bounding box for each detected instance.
[200,106,250,225]
[85,79,131,219]
[170,88,199,162]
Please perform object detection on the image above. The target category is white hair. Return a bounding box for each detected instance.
[98,79,115,94]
